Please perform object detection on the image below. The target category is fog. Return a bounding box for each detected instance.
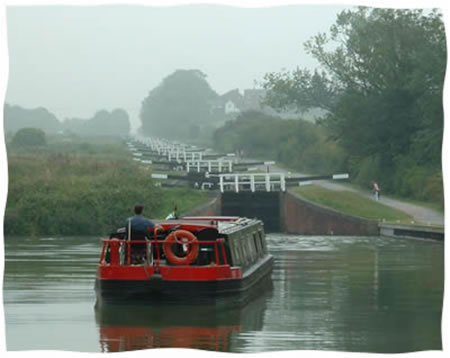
[5,4,351,130]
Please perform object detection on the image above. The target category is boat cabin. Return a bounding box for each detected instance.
[99,216,268,271]
[96,216,273,301]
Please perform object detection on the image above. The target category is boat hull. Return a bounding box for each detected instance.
[95,255,273,304]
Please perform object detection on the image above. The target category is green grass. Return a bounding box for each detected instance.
[335,181,444,215]
[4,139,212,236]
[291,185,413,223]
[151,169,188,177]
[155,188,210,218]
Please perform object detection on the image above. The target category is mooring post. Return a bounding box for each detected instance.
[250,174,255,192]
[265,174,271,192]
[219,175,224,193]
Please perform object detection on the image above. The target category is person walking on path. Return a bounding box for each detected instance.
[372,181,380,201]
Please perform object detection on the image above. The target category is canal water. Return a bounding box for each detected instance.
[3,234,443,353]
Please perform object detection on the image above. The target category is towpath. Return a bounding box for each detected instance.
[252,161,445,227]
[313,180,444,226]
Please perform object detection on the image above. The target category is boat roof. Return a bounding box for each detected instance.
[216,217,262,235]
[153,216,262,235]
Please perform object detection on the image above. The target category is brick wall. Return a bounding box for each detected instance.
[281,191,379,236]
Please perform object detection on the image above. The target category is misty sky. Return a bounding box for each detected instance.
[7,4,356,129]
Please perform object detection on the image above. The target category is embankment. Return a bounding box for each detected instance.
[184,191,379,236]
[182,190,444,240]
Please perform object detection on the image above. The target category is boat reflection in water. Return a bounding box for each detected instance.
[95,276,272,352]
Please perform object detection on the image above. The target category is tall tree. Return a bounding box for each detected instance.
[140,69,218,139]
[263,7,446,194]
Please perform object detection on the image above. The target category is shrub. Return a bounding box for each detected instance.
[10,127,47,148]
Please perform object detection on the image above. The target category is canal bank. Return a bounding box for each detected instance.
[379,223,444,241]
[182,190,444,240]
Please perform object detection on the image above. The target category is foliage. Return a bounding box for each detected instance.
[10,127,47,148]
[4,140,210,236]
[4,103,61,134]
[213,110,346,174]
[44,135,131,158]
[292,185,413,223]
[3,103,131,138]
[157,188,209,219]
[63,108,130,137]
[140,69,218,140]
[263,8,445,205]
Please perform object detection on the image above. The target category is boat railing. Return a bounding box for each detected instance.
[99,231,228,267]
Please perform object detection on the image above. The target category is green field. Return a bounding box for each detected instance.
[292,185,413,223]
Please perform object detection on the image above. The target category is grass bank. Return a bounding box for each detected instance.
[292,185,413,223]
[4,137,209,236]
[336,181,445,215]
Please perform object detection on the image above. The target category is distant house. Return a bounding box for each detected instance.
[211,88,266,118]
[211,88,326,122]
[225,100,240,114]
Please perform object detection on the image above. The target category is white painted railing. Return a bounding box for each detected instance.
[218,173,286,193]
[186,160,233,173]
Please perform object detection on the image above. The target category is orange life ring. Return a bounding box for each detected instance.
[163,230,199,265]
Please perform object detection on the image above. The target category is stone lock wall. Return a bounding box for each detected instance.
[183,190,380,236]
[221,192,281,232]
[280,191,380,236]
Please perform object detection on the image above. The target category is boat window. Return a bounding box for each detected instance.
[240,236,249,265]
[258,230,267,254]
[247,235,256,262]
[235,245,241,265]
[253,232,261,257]
[231,238,241,266]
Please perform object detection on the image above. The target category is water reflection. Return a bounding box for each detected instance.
[3,234,443,352]
[95,280,272,352]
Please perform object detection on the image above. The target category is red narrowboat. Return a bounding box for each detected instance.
[95,216,273,303]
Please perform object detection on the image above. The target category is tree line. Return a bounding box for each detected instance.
[213,111,346,174]
[215,8,445,207]
[4,104,131,138]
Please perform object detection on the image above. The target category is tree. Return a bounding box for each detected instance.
[87,109,130,137]
[62,109,131,137]
[10,127,47,148]
[263,8,445,197]
[140,69,218,139]
[4,104,61,134]
[213,110,346,173]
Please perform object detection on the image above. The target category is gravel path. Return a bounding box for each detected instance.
[314,180,444,226]
[251,160,444,226]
